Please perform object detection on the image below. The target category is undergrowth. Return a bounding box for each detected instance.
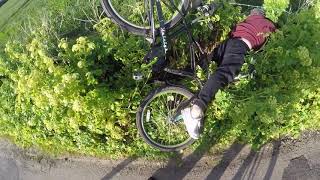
[0,0,319,158]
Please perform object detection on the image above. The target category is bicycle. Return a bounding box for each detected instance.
[100,0,258,152]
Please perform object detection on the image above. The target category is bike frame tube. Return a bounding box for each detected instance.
[151,0,204,57]
[147,0,206,87]
[155,0,169,54]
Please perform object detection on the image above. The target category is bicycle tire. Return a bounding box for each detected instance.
[100,0,190,36]
[136,86,196,152]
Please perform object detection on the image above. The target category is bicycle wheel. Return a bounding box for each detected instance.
[136,86,196,152]
[100,0,190,36]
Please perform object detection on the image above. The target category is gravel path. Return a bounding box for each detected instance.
[1,131,320,180]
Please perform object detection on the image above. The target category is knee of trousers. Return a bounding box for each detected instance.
[215,66,240,84]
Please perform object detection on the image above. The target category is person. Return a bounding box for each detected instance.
[181,8,276,139]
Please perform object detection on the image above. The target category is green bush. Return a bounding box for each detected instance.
[0,2,163,156]
[200,0,320,149]
[0,0,320,158]
[263,0,290,21]
[0,32,139,157]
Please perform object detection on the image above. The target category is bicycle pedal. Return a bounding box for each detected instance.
[197,3,219,16]
[133,72,144,81]
[197,5,210,16]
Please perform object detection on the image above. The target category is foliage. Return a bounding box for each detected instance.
[195,0,244,45]
[0,3,154,157]
[0,32,140,157]
[0,0,320,158]
[201,1,320,149]
[263,0,290,21]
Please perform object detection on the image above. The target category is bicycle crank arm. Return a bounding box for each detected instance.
[170,97,194,122]
[172,114,184,123]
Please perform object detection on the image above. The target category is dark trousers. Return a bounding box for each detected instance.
[194,38,250,110]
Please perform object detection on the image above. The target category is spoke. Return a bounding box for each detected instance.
[144,0,149,14]
[145,108,165,131]
[159,95,168,118]
[168,123,171,144]
[108,0,185,29]
[171,94,185,116]
[143,90,192,146]
[173,93,178,105]
[169,93,177,117]
[150,102,167,117]
[152,116,164,133]
[160,94,170,118]
[144,0,151,23]
[160,0,175,14]
[168,93,177,118]
[173,93,181,112]
[150,95,167,118]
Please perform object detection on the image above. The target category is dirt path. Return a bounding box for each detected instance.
[1,131,320,180]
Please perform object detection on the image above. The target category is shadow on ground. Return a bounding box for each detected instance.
[147,140,281,180]
[101,157,137,180]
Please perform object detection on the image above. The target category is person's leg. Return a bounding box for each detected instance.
[209,40,228,66]
[182,38,249,139]
[199,41,225,72]
[195,38,249,111]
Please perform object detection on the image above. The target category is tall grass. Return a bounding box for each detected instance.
[0,0,101,49]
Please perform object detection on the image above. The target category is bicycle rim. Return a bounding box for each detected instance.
[105,0,188,30]
[140,87,193,150]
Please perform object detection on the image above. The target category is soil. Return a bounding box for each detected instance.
[1,131,320,180]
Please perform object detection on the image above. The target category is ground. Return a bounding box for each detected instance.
[1,131,320,180]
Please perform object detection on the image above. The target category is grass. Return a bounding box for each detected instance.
[0,0,33,30]
[0,0,47,47]
[0,0,99,44]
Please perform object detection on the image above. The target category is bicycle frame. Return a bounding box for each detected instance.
[148,0,170,53]
[145,0,206,87]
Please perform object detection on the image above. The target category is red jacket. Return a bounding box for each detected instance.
[231,15,276,50]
